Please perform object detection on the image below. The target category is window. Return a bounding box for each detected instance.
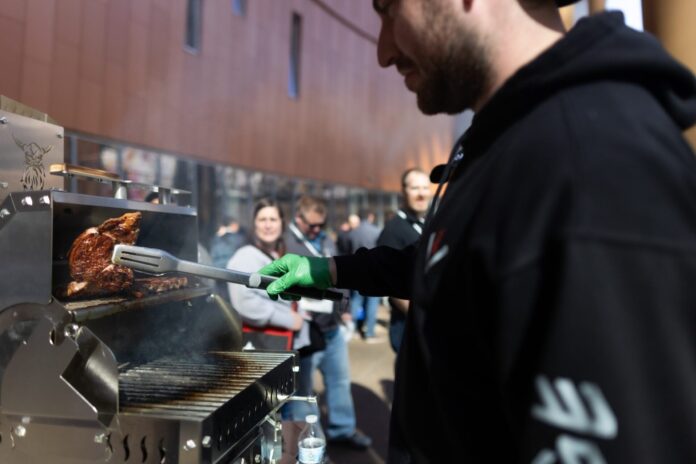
[288,12,302,99]
[185,0,202,52]
[232,0,247,16]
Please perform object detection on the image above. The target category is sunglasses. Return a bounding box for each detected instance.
[299,214,325,229]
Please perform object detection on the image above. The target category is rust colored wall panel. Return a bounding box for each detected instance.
[24,0,55,64]
[0,16,24,98]
[0,0,26,22]
[76,79,103,135]
[80,0,107,85]
[49,43,80,124]
[55,0,83,47]
[105,1,129,66]
[0,0,452,192]
[19,57,51,111]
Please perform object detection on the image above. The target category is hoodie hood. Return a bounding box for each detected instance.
[467,12,696,156]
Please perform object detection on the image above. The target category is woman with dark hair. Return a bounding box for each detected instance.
[227,198,309,348]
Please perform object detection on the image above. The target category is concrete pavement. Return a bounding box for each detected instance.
[315,304,396,464]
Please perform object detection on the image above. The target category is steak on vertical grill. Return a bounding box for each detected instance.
[66,212,141,298]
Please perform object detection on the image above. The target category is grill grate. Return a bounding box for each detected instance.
[119,351,293,418]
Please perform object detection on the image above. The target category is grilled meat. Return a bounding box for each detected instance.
[130,276,189,298]
[66,212,141,298]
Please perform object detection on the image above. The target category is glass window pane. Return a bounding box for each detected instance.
[288,12,302,98]
[185,0,202,51]
[232,0,247,16]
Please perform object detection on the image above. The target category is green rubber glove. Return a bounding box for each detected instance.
[258,254,332,298]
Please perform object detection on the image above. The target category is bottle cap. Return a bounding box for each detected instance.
[305,414,318,424]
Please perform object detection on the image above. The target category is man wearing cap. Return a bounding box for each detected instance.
[261,0,696,462]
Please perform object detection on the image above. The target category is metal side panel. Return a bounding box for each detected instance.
[0,417,111,464]
[109,415,184,464]
[208,352,296,463]
[0,192,53,310]
[117,351,296,464]
[0,109,65,206]
[1,314,118,426]
[105,415,268,464]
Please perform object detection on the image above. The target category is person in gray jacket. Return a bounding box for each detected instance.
[227,198,308,349]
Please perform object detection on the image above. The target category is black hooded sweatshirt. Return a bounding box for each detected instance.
[335,12,696,463]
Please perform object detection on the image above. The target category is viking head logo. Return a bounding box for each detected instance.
[13,134,53,190]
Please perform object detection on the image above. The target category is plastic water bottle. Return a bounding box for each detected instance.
[297,414,326,464]
[340,321,354,342]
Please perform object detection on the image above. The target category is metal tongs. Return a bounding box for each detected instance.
[112,244,343,301]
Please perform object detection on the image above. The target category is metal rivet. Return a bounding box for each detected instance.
[57,133,64,139]
[183,439,196,451]
[64,324,79,339]
[39,195,50,205]
[254,454,261,463]
[201,436,211,448]
[14,425,26,438]
[292,366,300,372]
[0,117,7,125]
[0,209,10,218]
[94,433,106,444]
[21,196,33,206]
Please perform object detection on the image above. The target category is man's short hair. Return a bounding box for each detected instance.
[295,195,327,217]
[359,208,375,221]
[401,168,427,190]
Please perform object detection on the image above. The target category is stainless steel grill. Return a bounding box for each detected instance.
[0,187,297,464]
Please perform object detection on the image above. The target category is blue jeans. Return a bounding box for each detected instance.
[389,317,406,354]
[282,327,356,439]
[350,291,380,337]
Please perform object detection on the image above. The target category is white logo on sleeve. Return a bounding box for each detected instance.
[530,375,617,464]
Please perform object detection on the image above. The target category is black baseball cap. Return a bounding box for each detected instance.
[430,164,447,184]
[556,0,582,5]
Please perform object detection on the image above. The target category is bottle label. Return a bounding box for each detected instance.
[298,438,325,463]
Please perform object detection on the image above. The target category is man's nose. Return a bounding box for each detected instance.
[377,19,397,68]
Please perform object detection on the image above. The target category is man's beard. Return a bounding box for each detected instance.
[416,24,491,115]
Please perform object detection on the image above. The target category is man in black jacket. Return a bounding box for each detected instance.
[261,0,696,462]
[377,168,431,353]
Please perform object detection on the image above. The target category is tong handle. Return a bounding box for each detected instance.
[175,260,343,302]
